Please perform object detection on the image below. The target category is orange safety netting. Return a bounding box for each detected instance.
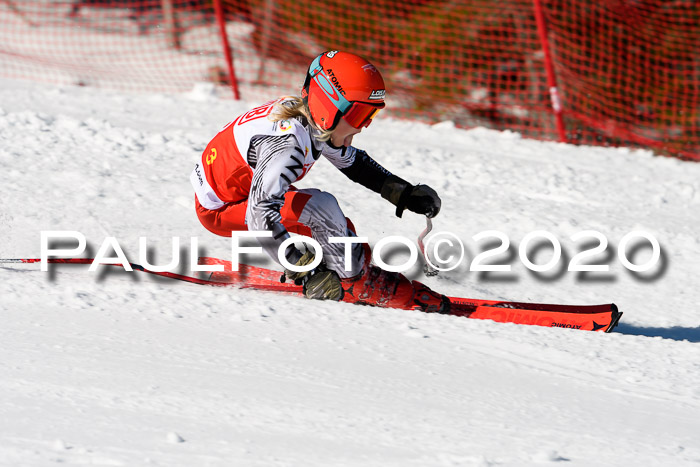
[1,0,698,158]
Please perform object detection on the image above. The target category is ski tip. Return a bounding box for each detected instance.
[605,303,623,333]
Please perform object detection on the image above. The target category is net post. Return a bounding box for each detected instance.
[160,0,181,50]
[213,0,240,100]
[532,0,567,143]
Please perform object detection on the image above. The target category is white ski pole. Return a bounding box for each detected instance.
[417,216,438,276]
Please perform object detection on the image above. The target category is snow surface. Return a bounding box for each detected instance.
[1,77,700,466]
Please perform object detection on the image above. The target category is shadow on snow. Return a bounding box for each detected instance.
[615,323,700,343]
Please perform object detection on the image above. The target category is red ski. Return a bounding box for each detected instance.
[197,257,622,333]
[2,257,622,332]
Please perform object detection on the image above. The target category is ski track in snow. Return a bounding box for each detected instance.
[1,78,700,466]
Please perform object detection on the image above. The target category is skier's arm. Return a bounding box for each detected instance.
[338,148,392,194]
[328,145,442,218]
[246,135,305,266]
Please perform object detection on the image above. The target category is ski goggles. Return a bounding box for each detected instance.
[342,102,382,129]
[307,54,384,129]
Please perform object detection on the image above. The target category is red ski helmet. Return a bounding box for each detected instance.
[301,51,386,131]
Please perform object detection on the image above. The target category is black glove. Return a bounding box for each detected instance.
[281,250,344,301]
[381,174,441,218]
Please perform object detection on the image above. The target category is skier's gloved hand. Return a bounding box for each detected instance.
[281,249,316,285]
[281,250,344,301]
[406,184,441,218]
[381,174,442,218]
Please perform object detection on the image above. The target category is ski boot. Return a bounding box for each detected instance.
[343,264,450,314]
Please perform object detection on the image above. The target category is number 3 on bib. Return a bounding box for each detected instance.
[206,148,217,165]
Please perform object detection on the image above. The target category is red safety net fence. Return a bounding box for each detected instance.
[1,0,698,159]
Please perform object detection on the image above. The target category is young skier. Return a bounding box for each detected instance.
[191,50,449,313]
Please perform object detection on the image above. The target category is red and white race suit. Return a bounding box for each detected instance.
[190,98,392,278]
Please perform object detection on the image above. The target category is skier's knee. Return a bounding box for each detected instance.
[305,190,346,226]
[309,190,340,211]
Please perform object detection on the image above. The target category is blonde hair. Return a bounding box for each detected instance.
[270,96,333,141]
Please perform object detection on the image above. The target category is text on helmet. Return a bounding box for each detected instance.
[325,68,346,96]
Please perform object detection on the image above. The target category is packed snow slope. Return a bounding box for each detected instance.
[1,79,699,466]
